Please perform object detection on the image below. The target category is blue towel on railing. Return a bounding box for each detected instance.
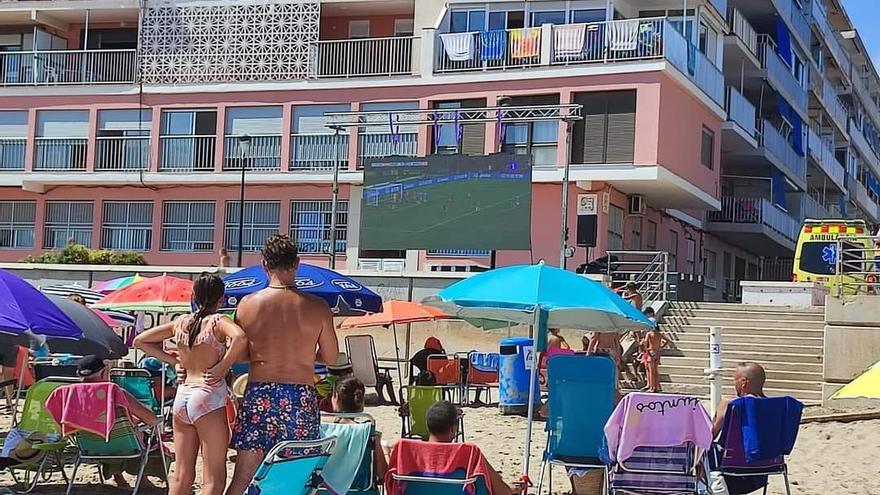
[470,352,500,372]
[686,42,696,76]
[734,396,803,464]
[480,30,507,61]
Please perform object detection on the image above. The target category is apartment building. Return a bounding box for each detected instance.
[0,0,877,301]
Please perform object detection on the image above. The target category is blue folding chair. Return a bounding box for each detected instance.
[537,354,617,495]
[246,437,337,495]
[319,413,378,495]
[388,439,491,495]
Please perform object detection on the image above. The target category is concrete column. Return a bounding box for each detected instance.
[149,197,162,256]
[540,24,553,66]
[91,200,102,249]
[214,105,227,173]
[85,108,98,172]
[280,104,293,171]
[213,199,226,254]
[24,109,37,172]
[417,98,432,157]
[33,198,46,251]
[347,101,360,171]
[149,108,161,173]
[346,185,362,268]
[419,27,436,80]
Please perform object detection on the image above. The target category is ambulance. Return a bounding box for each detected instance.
[792,219,877,294]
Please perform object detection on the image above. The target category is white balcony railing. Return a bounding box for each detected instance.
[34,137,87,171]
[821,79,849,131]
[0,137,27,170]
[708,197,800,242]
[759,37,808,113]
[810,0,851,77]
[550,18,665,65]
[437,27,543,72]
[310,36,415,78]
[849,119,880,169]
[662,21,725,106]
[807,127,846,190]
[95,136,150,171]
[726,86,756,138]
[728,8,758,58]
[223,135,282,171]
[760,120,806,181]
[290,134,349,171]
[358,133,418,166]
[158,135,216,172]
[0,49,137,86]
[803,194,831,220]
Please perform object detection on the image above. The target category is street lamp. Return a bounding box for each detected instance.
[237,134,252,267]
[328,125,344,269]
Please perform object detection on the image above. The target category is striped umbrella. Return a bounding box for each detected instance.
[40,284,104,305]
[93,274,145,294]
[94,275,193,314]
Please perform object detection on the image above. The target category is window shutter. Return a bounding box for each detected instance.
[576,92,608,164]
[605,91,635,163]
[460,98,486,156]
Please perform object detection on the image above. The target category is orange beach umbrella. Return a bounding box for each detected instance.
[93,274,194,314]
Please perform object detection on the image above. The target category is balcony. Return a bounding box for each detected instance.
[660,23,725,106]
[0,49,137,86]
[436,27,543,73]
[760,120,806,184]
[290,134,349,171]
[773,0,811,50]
[850,72,880,130]
[803,194,831,220]
[707,197,800,254]
[224,135,282,171]
[820,78,850,134]
[727,9,758,58]
[759,38,808,115]
[95,136,150,171]
[809,0,851,78]
[725,86,757,139]
[310,37,415,78]
[358,133,418,167]
[807,128,846,191]
[707,0,728,18]
[848,119,880,172]
[851,180,880,222]
[158,136,216,172]
[0,138,27,170]
[34,138,87,171]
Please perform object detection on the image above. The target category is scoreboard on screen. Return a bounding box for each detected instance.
[360,153,532,250]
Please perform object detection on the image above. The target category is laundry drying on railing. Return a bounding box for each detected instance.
[439,32,474,61]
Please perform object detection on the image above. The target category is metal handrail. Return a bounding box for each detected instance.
[834,235,880,297]
[606,250,671,305]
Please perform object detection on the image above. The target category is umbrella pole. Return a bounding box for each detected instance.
[11,353,28,426]
[392,323,403,390]
[522,308,548,483]
[404,323,413,381]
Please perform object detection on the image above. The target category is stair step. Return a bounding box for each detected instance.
[659,325,825,337]
[660,365,823,381]
[660,382,823,402]
[664,333,824,346]
[668,302,824,314]
[659,348,822,364]
[661,317,825,330]
[665,308,825,321]
[667,340,823,355]
[661,373,822,392]
[659,356,823,373]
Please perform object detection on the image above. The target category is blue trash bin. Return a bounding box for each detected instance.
[498,337,541,415]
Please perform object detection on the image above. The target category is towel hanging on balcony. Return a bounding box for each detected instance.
[554,23,586,56]
[868,174,880,196]
[607,20,639,52]
[440,32,474,61]
[510,28,541,58]
[480,30,507,61]
[777,99,805,156]
[771,168,788,210]
[774,17,793,68]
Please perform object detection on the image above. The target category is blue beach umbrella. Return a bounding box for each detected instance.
[222,264,383,316]
[423,262,653,482]
[0,269,82,342]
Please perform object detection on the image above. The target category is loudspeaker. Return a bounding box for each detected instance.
[576,214,597,247]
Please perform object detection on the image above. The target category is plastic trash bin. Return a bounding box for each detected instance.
[498,337,540,415]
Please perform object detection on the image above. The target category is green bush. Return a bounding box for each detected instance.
[21,244,147,266]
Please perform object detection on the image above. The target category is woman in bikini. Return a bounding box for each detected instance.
[134,274,247,495]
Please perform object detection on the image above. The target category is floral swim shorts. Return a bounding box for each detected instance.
[231,382,320,453]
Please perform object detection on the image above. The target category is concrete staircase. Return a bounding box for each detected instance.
[658,301,825,404]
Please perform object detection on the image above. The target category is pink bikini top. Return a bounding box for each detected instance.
[174,313,226,359]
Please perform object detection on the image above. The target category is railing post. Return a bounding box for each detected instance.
[706,326,723,418]
[540,24,553,66]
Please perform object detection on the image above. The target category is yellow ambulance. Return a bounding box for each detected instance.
[792,219,877,294]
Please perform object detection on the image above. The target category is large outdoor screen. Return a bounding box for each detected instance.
[360,153,532,250]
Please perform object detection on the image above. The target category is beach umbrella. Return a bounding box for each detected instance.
[0,269,82,343]
[222,264,383,316]
[46,296,127,359]
[93,274,145,294]
[40,284,104,305]
[830,359,880,399]
[93,275,193,314]
[423,262,653,483]
[339,300,450,385]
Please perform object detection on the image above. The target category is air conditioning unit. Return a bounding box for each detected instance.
[628,194,646,215]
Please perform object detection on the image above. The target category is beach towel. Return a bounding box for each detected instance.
[510,28,541,58]
[45,382,131,441]
[604,392,712,463]
[554,23,586,55]
[480,30,507,61]
[440,33,474,61]
[734,396,802,464]
[607,20,639,51]
[385,439,492,495]
[320,422,373,495]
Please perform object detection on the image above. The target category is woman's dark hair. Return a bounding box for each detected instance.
[333,376,366,413]
[187,273,225,349]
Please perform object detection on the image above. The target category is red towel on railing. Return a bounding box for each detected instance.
[45,382,131,440]
[385,439,493,495]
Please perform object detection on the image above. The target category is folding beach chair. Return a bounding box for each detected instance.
[426,354,463,404]
[604,392,713,495]
[387,439,491,495]
[466,352,499,405]
[0,378,76,493]
[246,437,337,495]
[320,413,378,495]
[345,335,397,404]
[399,385,465,442]
[537,354,616,495]
[109,368,163,416]
[714,396,803,495]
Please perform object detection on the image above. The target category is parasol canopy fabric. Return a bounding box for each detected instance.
[93,274,145,293]
[40,284,104,305]
[338,300,448,329]
[222,264,382,316]
[46,296,127,359]
[94,275,193,314]
[830,359,880,399]
[0,269,81,341]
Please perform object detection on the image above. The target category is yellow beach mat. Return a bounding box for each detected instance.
[831,360,880,399]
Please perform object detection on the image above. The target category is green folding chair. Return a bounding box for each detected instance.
[399,386,464,441]
[0,378,76,493]
[109,368,162,416]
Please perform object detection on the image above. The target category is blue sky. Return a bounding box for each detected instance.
[841,0,880,66]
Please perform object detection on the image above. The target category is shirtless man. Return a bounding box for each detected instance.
[712,362,767,437]
[225,235,339,495]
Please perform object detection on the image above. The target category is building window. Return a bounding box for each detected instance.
[668,230,679,272]
[607,205,625,251]
[500,95,560,168]
[224,201,280,252]
[628,216,642,250]
[348,20,370,38]
[101,201,153,251]
[686,237,696,274]
[290,200,348,254]
[701,127,714,169]
[162,201,215,252]
[159,109,218,171]
[573,90,636,164]
[431,99,487,156]
[0,201,35,248]
[44,201,93,248]
[646,220,658,250]
[703,249,718,287]
[394,19,414,36]
[450,9,486,32]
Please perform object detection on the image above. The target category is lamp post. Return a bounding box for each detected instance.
[237,134,251,267]
[328,126,343,269]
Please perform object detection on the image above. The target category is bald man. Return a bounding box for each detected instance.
[712,362,767,436]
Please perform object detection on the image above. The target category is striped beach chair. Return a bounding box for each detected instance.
[608,445,701,495]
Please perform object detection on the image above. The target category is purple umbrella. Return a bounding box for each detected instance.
[0,269,82,341]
